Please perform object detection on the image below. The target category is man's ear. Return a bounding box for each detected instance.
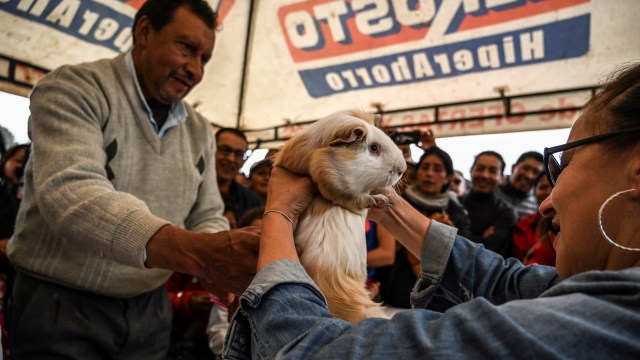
[134,16,151,47]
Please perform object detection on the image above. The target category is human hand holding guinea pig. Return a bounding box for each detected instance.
[264,166,317,228]
[258,166,316,270]
[368,187,430,260]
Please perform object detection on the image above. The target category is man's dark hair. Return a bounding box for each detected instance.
[215,127,248,144]
[514,151,543,166]
[132,0,218,44]
[471,150,506,174]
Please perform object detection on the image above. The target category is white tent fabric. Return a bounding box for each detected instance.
[1,0,639,145]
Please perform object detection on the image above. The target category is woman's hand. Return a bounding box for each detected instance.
[264,167,316,228]
[258,167,316,270]
[367,186,430,259]
[367,187,402,224]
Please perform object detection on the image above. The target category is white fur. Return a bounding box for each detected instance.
[274,111,406,323]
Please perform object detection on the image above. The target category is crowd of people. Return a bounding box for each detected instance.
[0,0,638,358]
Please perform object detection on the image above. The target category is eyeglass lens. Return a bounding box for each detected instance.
[218,145,247,160]
[547,151,562,186]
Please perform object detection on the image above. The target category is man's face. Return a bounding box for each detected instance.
[133,5,215,104]
[470,155,503,193]
[216,132,248,183]
[510,158,543,193]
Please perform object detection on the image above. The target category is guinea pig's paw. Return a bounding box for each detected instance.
[366,194,389,208]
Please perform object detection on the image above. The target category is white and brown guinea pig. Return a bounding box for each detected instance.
[274,110,406,323]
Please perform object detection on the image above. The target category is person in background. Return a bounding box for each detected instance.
[448,170,468,197]
[6,1,259,357]
[167,273,216,360]
[510,172,556,266]
[206,293,233,359]
[384,147,470,308]
[206,206,266,358]
[238,206,265,229]
[0,144,29,244]
[403,147,471,238]
[247,159,272,205]
[397,160,416,196]
[460,151,517,256]
[0,135,5,159]
[226,59,640,356]
[364,218,395,300]
[495,151,544,220]
[0,143,29,357]
[214,128,262,220]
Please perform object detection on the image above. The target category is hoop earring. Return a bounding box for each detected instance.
[598,189,640,252]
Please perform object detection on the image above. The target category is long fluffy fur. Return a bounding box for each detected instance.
[274,110,405,323]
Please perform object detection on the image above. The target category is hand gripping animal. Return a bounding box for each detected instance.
[273,110,406,323]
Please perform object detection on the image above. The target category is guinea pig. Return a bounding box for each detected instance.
[274,110,406,323]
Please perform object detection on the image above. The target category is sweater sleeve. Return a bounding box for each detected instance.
[27,64,169,269]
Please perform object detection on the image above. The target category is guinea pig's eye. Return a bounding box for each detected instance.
[369,143,381,156]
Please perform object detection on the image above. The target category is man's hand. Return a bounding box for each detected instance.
[146,225,261,297]
[200,226,261,296]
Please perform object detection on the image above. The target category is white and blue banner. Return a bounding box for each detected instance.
[1,0,639,138]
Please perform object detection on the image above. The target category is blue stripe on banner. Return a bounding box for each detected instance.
[299,15,590,98]
[0,0,134,53]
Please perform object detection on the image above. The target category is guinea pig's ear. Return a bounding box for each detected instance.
[329,126,367,147]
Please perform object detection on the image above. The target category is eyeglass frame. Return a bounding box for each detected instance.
[216,145,250,162]
[543,126,640,188]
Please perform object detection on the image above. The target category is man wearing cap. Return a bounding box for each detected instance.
[248,158,273,204]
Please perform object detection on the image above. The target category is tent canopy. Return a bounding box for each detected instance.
[1,0,638,146]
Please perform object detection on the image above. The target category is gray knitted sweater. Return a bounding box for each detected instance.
[8,54,229,298]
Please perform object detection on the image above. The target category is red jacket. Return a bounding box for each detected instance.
[167,272,212,342]
[510,213,556,266]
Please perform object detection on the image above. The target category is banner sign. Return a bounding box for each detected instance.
[0,0,136,53]
[0,0,638,137]
[279,0,590,98]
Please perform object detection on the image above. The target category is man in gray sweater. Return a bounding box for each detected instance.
[6,0,259,358]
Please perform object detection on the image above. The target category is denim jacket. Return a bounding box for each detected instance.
[224,222,640,359]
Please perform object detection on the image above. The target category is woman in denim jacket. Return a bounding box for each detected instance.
[225,63,640,359]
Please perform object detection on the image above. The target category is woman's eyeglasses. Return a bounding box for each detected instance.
[544,126,640,187]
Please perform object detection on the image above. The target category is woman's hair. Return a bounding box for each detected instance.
[1,143,30,180]
[586,62,640,150]
[417,146,454,193]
